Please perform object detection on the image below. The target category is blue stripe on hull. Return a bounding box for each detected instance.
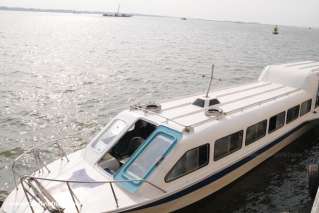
[123,119,318,212]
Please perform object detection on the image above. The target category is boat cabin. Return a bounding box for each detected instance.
[82,61,319,194]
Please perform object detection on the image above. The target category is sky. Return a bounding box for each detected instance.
[0,0,318,27]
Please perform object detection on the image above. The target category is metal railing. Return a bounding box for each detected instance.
[192,88,302,127]
[20,175,166,213]
[169,83,283,121]
[11,137,78,189]
[130,104,194,132]
[11,137,166,212]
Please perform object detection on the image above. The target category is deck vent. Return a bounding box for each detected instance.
[145,103,162,113]
[131,102,162,113]
[205,107,224,118]
[193,98,205,107]
[208,99,220,106]
[192,98,220,108]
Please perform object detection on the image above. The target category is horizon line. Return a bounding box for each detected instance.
[0,5,317,29]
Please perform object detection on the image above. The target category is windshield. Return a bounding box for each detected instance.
[97,119,157,174]
[92,119,127,153]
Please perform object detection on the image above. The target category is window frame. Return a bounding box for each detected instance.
[124,133,175,180]
[300,99,312,116]
[245,119,267,146]
[316,82,319,107]
[268,111,286,134]
[164,143,210,183]
[286,105,300,124]
[214,130,243,161]
[91,119,127,153]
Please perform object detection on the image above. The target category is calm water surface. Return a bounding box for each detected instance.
[1,11,319,212]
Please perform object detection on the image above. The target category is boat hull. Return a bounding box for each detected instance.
[123,120,319,213]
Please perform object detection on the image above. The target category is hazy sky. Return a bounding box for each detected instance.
[1,0,318,27]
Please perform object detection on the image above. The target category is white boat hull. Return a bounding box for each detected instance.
[3,61,319,213]
[125,121,318,213]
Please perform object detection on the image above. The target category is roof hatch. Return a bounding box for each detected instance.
[192,98,220,108]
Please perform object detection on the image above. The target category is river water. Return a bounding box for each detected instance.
[0,11,319,212]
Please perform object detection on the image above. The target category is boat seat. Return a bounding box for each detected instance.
[101,158,120,174]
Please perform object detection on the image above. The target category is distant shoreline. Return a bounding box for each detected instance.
[0,6,165,18]
[0,6,316,29]
[0,6,262,23]
[0,6,106,15]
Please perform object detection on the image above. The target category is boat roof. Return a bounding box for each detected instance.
[130,61,319,132]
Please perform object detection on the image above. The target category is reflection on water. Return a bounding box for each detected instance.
[1,10,319,211]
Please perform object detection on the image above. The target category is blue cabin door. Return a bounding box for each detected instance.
[114,125,182,192]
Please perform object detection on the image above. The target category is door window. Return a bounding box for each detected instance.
[125,134,174,179]
[114,126,181,192]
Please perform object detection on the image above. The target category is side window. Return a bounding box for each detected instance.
[268,111,285,133]
[316,82,319,107]
[300,99,312,116]
[165,144,209,182]
[286,105,300,124]
[214,131,243,161]
[245,120,267,145]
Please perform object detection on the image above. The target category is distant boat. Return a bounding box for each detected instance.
[102,4,133,17]
[273,25,279,35]
[102,13,132,17]
[181,17,187,20]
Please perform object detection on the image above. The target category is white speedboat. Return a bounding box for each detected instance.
[2,61,319,213]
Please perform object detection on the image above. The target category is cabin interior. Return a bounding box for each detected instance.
[98,119,156,174]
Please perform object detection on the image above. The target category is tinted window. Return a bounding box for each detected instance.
[214,131,243,161]
[316,82,319,107]
[165,144,209,182]
[268,111,285,133]
[246,120,267,145]
[300,99,312,116]
[286,105,300,124]
[209,99,220,106]
[193,98,205,107]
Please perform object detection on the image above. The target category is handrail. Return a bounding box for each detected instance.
[11,136,79,189]
[169,84,284,121]
[225,88,301,115]
[22,176,166,193]
[20,175,166,213]
[130,104,193,132]
[192,88,301,127]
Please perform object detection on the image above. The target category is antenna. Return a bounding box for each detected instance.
[205,64,215,98]
[117,4,120,15]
